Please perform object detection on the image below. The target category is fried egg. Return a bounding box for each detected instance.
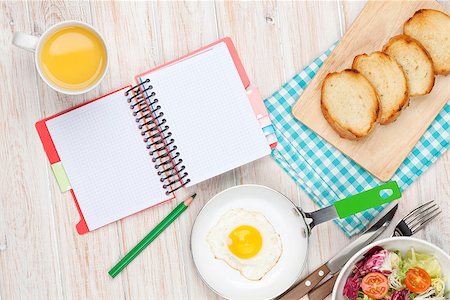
[206,208,283,281]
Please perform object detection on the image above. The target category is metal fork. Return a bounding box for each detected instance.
[307,200,442,300]
[392,200,442,236]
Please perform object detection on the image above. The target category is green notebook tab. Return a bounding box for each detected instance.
[51,162,71,192]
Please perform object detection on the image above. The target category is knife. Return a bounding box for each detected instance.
[279,202,398,300]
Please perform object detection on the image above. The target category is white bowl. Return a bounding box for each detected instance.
[332,237,450,300]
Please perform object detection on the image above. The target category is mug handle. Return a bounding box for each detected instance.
[12,32,39,52]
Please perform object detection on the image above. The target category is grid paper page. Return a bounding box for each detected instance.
[46,90,168,230]
[139,42,270,185]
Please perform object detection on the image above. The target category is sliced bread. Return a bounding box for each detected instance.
[383,35,435,97]
[321,69,379,140]
[404,9,450,75]
[352,52,409,124]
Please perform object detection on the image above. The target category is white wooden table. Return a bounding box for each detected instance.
[1,1,448,299]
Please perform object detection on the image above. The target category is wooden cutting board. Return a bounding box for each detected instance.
[292,0,450,182]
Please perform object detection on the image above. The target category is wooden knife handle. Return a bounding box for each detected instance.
[308,273,339,300]
[279,264,330,300]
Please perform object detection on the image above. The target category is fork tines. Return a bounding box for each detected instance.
[403,200,442,234]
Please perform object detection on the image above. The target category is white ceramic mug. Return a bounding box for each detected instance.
[12,20,109,95]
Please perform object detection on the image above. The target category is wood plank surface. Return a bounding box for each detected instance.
[0,1,63,298]
[0,1,448,300]
[292,0,450,182]
[25,1,128,299]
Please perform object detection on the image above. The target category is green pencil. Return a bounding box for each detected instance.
[109,193,197,278]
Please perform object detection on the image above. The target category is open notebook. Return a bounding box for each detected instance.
[36,38,276,234]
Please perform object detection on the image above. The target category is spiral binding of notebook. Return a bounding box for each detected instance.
[125,79,190,195]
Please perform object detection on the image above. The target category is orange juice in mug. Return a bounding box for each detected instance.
[13,21,108,95]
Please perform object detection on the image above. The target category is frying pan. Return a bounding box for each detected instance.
[190,182,401,300]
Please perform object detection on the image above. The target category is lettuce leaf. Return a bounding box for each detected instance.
[431,278,446,297]
[389,268,406,290]
[381,251,401,274]
[401,249,442,278]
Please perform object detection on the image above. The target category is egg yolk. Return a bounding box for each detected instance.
[227,225,262,259]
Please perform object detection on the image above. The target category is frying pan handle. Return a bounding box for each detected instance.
[304,181,401,230]
[333,181,401,218]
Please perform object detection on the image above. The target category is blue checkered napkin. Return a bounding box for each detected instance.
[264,46,450,237]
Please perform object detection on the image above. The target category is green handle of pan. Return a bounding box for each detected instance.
[334,181,401,218]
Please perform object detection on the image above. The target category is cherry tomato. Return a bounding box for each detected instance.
[405,267,431,294]
[361,272,389,299]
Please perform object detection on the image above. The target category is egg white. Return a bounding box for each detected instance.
[206,208,283,281]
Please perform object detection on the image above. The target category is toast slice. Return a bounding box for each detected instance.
[321,69,379,140]
[404,9,450,75]
[383,35,435,97]
[352,52,409,124]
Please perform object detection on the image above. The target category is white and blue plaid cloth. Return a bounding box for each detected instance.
[264,46,450,237]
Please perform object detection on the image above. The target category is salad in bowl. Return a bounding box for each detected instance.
[333,238,449,300]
